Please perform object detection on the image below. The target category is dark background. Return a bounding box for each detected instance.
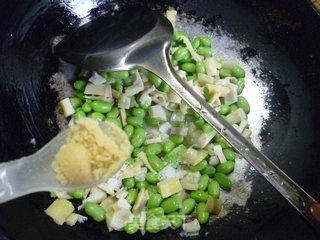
[0,0,319,239]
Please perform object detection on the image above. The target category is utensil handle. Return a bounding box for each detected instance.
[140,43,320,229]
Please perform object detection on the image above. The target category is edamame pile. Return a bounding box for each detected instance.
[47,9,252,235]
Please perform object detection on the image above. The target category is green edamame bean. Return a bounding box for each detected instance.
[125,158,135,166]
[132,147,145,158]
[219,68,232,78]
[198,174,209,191]
[163,140,175,153]
[180,198,196,215]
[196,61,206,74]
[84,202,106,222]
[236,96,250,113]
[190,190,209,203]
[82,102,92,113]
[139,101,151,110]
[223,148,236,161]
[126,188,138,205]
[91,100,111,113]
[208,180,220,198]
[159,82,170,93]
[147,193,163,209]
[124,218,139,235]
[173,30,188,41]
[131,107,146,118]
[214,172,231,190]
[186,75,198,82]
[171,58,178,66]
[147,72,163,87]
[106,107,119,118]
[147,155,164,172]
[147,184,159,195]
[196,202,210,224]
[75,91,86,101]
[160,197,180,213]
[127,116,143,127]
[231,65,245,78]
[237,77,245,94]
[200,36,211,47]
[136,181,148,190]
[170,135,184,145]
[168,212,183,228]
[189,160,208,172]
[111,82,123,92]
[202,123,214,133]
[219,104,231,115]
[124,124,134,139]
[173,47,190,62]
[192,36,201,49]
[147,207,165,217]
[70,97,82,108]
[145,143,163,156]
[130,128,146,148]
[145,215,168,233]
[99,71,108,79]
[109,70,129,79]
[194,117,205,129]
[146,172,160,184]
[197,46,212,57]
[123,177,135,189]
[200,165,216,177]
[216,161,235,174]
[67,190,85,199]
[73,110,86,121]
[181,63,196,73]
[73,79,87,91]
[230,104,238,112]
[214,141,229,149]
[123,77,133,87]
[145,116,160,126]
[104,117,122,128]
[90,111,104,121]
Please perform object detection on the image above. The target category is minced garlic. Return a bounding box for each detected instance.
[53,118,132,184]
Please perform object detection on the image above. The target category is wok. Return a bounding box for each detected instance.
[0,0,319,239]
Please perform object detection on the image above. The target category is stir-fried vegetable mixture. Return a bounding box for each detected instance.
[46,10,252,235]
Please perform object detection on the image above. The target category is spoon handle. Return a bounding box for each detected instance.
[141,43,320,229]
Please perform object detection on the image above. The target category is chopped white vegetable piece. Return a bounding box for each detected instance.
[181,148,208,166]
[88,72,106,85]
[185,123,216,148]
[118,161,142,179]
[209,155,220,166]
[135,167,147,181]
[180,171,200,190]
[45,199,74,225]
[223,83,238,105]
[242,128,252,139]
[149,105,166,121]
[198,73,214,86]
[158,178,183,198]
[139,86,156,106]
[117,94,131,109]
[159,122,172,134]
[170,126,188,136]
[98,178,122,195]
[206,84,230,98]
[183,219,200,233]
[106,205,134,231]
[51,191,72,199]
[177,70,187,80]
[226,108,246,124]
[213,145,226,164]
[125,70,144,96]
[115,188,128,199]
[237,119,249,133]
[167,89,181,103]
[112,89,121,99]
[68,118,74,127]
[130,95,139,108]
[59,98,75,117]
[203,57,222,77]
[221,59,239,69]
[165,10,177,27]
[119,108,127,126]
[83,187,107,205]
[84,83,112,99]
[132,188,149,214]
[150,90,167,106]
[65,213,87,226]
[100,196,117,212]
[170,112,185,122]
[158,165,184,181]
[139,211,147,235]
[117,197,132,210]
[144,136,163,144]
[137,152,156,173]
[180,35,203,62]
[205,143,215,156]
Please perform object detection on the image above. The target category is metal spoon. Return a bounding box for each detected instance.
[0,123,121,203]
[54,6,320,228]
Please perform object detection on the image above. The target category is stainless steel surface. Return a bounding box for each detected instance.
[54,6,320,227]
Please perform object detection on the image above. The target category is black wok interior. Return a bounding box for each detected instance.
[0,0,319,239]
